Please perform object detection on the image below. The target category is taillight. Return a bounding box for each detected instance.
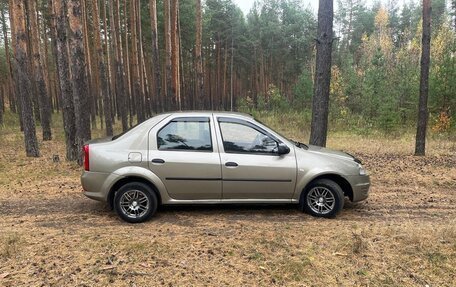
[83,145,90,171]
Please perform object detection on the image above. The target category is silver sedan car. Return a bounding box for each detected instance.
[81,112,370,223]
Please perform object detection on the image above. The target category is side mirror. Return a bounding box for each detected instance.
[277,143,290,155]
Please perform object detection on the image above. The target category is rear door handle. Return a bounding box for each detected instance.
[152,158,165,164]
[225,162,238,167]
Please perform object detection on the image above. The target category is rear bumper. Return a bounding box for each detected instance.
[346,175,370,202]
[81,171,120,202]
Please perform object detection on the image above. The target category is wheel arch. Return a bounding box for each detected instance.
[108,176,162,209]
[299,173,354,202]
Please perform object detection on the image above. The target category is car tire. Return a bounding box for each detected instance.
[114,182,158,223]
[300,179,344,218]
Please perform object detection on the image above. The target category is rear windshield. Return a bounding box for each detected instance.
[112,123,141,140]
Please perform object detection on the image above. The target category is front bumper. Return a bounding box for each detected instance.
[346,175,370,202]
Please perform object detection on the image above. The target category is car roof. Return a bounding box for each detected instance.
[159,110,254,119]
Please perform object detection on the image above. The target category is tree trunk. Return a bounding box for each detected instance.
[216,34,221,109]
[150,0,162,112]
[223,42,228,110]
[68,0,91,164]
[164,0,173,110]
[49,0,62,111]
[9,0,24,131]
[309,0,334,147]
[113,0,128,131]
[171,0,181,110]
[11,0,40,157]
[28,0,52,140]
[87,0,102,129]
[122,0,132,127]
[230,35,234,111]
[25,6,41,125]
[195,0,204,110]
[92,0,112,136]
[0,85,3,125]
[452,0,456,31]
[136,0,148,119]
[129,0,144,123]
[81,0,96,129]
[41,13,53,111]
[54,0,78,161]
[1,6,17,114]
[415,0,431,156]
[102,0,114,125]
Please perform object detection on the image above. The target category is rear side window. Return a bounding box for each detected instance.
[157,119,212,151]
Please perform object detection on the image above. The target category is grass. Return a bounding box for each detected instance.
[0,233,23,259]
[0,111,455,286]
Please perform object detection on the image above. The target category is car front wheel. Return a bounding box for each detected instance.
[114,182,158,223]
[301,179,344,218]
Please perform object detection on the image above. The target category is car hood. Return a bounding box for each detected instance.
[305,145,357,162]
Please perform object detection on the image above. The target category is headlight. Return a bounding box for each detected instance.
[358,164,368,176]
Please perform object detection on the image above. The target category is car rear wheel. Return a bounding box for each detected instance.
[114,182,158,223]
[301,179,344,218]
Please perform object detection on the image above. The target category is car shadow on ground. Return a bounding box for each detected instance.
[0,194,370,227]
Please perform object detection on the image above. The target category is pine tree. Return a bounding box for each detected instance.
[164,0,173,110]
[310,0,334,147]
[54,0,78,161]
[28,0,52,140]
[150,0,162,112]
[112,0,128,131]
[195,0,204,110]
[68,0,91,164]
[415,0,431,156]
[92,0,112,136]
[11,0,40,157]
[1,4,16,114]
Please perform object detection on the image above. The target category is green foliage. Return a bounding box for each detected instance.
[292,69,313,109]
[239,0,456,137]
[429,23,456,114]
[268,85,289,112]
[1,0,455,137]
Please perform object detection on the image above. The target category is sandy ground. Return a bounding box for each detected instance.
[0,124,455,286]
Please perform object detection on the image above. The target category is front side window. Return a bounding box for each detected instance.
[219,121,278,154]
[157,119,212,151]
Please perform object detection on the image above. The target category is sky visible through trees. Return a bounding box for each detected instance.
[0,0,454,160]
[234,0,421,15]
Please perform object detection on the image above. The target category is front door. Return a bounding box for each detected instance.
[216,117,296,200]
[148,116,222,200]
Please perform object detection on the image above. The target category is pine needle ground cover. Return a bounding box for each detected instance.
[0,113,455,286]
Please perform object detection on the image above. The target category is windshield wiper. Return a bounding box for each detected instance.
[290,139,309,150]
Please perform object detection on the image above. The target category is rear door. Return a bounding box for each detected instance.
[215,116,296,200]
[148,116,222,200]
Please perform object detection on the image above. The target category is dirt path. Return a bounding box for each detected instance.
[0,136,455,286]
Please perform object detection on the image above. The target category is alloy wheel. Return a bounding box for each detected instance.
[306,186,336,215]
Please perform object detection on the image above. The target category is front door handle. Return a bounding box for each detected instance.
[152,158,165,164]
[225,162,238,167]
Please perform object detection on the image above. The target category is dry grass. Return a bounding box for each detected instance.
[0,112,455,286]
